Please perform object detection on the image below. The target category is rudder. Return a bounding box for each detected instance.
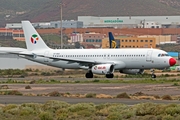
[108,32,117,48]
[22,21,50,51]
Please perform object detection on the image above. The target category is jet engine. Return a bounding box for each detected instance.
[119,69,144,75]
[91,64,114,75]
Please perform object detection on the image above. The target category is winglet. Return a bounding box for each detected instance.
[22,21,50,51]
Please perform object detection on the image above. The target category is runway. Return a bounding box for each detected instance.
[0,83,180,105]
[0,95,180,105]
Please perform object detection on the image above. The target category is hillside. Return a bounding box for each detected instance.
[1,0,180,26]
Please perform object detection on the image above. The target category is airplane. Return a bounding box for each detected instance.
[0,21,176,78]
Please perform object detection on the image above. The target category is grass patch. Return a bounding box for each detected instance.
[1,101,180,119]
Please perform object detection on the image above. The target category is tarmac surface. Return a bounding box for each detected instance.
[1,82,180,105]
[0,95,180,105]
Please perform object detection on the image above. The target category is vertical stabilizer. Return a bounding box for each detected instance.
[109,32,118,48]
[22,21,50,51]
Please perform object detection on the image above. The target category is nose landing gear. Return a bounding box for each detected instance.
[150,69,156,78]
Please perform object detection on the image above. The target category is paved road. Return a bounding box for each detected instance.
[0,95,180,105]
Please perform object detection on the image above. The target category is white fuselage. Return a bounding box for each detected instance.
[23,48,172,70]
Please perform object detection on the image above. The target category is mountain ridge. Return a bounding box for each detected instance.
[1,0,180,26]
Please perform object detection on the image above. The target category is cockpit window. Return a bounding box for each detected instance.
[158,53,169,57]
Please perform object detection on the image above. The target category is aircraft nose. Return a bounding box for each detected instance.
[169,58,176,66]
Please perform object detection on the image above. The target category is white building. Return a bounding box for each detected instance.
[78,16,180,28]
[5,20,83,29]
[5,23,22,29]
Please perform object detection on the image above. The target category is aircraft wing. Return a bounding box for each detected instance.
[38,55,125,69]
[0,47,27,53]
[0,47,34,57]
[38,55,115,65]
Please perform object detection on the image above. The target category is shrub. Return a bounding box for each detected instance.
[161,95,172,100]
[4,90,23,96]
[2,104,18,112]
[164,105,180,116]
[107,112,122,120]
[137,115,160,120]
[116,92,130,99]
[56,109,68,120]
[68,103,95,113]
[30,80,35,84]
[133,91,146,96]
[162,115,174,120]
[85,93,96,98]
[25,85,31,89]
[39,112,53,120]
[41,72,51,76]
[19,107,35,116]
[153,95,160,99]
[25,68,32,72]
[135,103,158,116]
[93,79,100,82]
[75,81,80,83]
[21,103,42,115]
[48,91,61,97]
[43,101,70,113]
[173,83,179,86]
[0,85,9,89]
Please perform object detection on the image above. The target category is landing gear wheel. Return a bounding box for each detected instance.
[85,71,93,78]
[150,69,156,78]
[106,74,114,78]
[151,74,156,78]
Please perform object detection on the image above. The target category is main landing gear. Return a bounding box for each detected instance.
[106,74,114,78]
[85,70,114,78]
[85,71,93,78]
[150,69,156,78]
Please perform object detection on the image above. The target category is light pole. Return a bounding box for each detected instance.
[60,3,63,49]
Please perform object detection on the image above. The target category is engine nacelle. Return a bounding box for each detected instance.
[119,69,144,75]
[92,64,114,75]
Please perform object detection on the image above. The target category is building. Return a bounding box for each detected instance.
[12,29,24,41]
[0,28,13,40]
[50,20,83,28]
[138,35,173,45]
[78,16,180,28]
[70,33,83,43]
[5,23,22,29]
[82,32,104,48]
[102,37,156,48]
[6,20,83,29]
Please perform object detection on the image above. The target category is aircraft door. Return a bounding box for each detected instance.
[146,50,152,62]
[44,51,49,62]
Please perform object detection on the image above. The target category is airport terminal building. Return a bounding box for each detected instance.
[78,16,180,28]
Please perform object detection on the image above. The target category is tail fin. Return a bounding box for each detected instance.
[108,32,118,48]
[22,21,50,51]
